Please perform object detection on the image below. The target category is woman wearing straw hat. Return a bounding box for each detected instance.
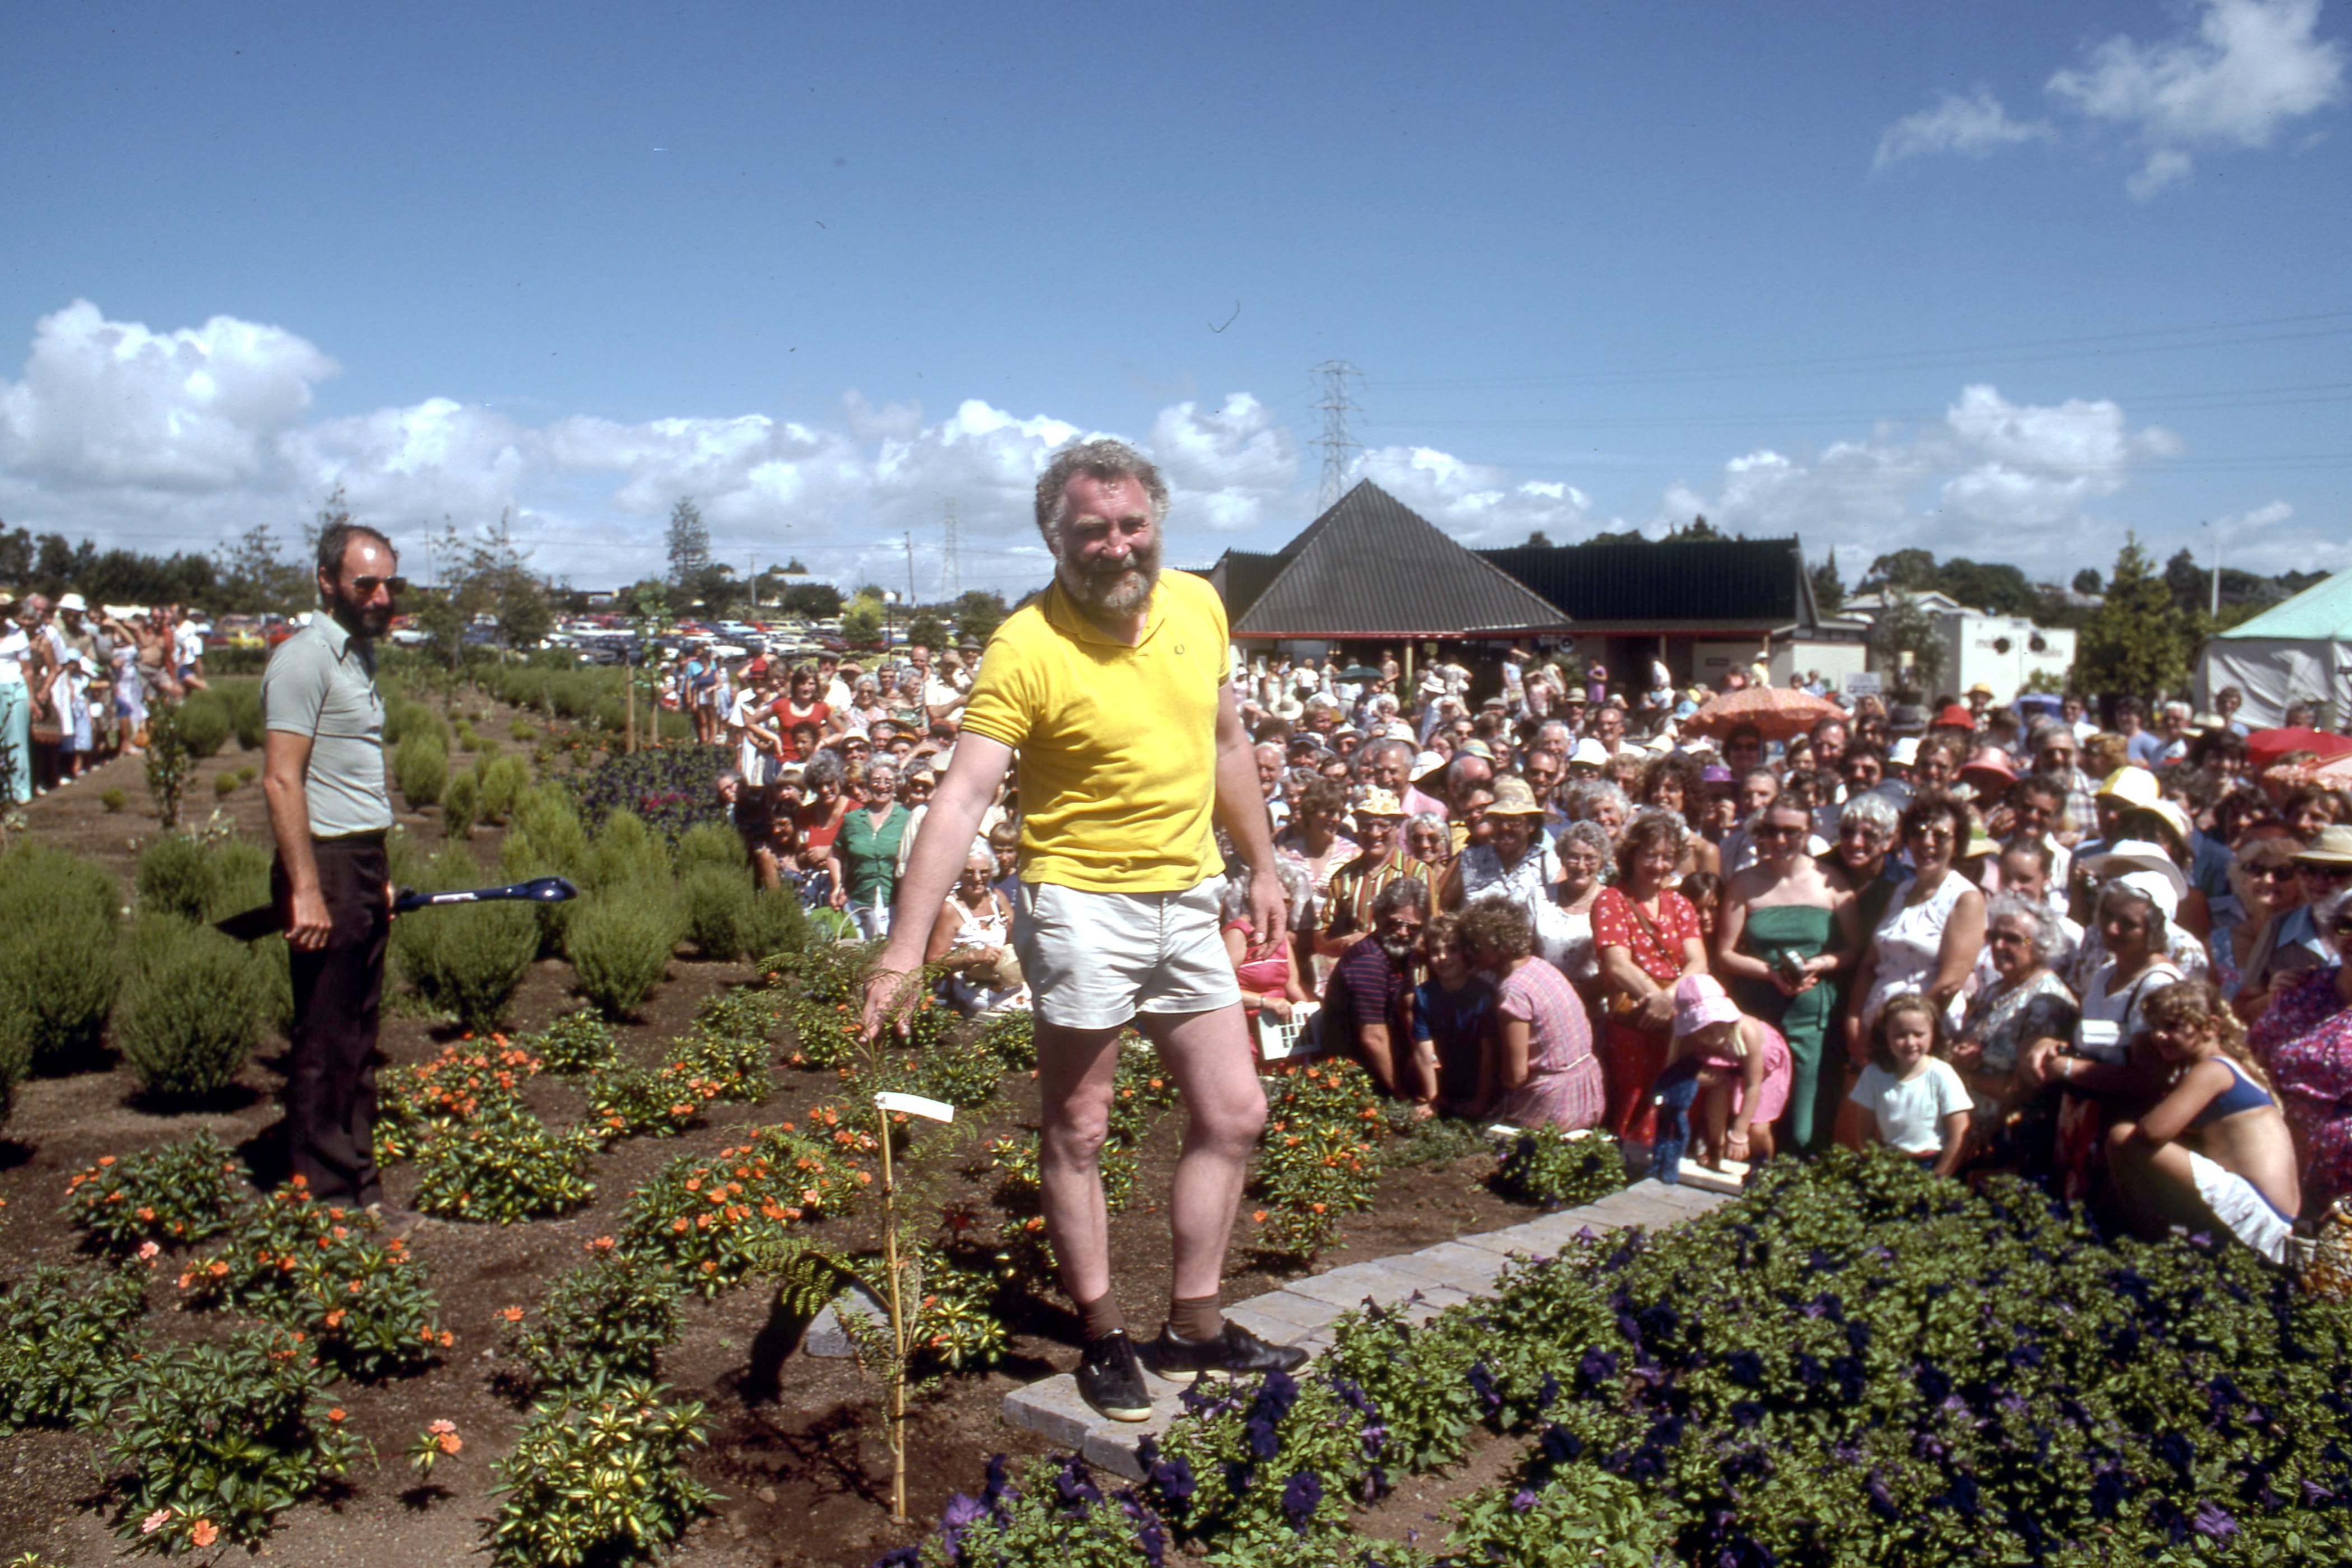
[1439,773,1567,954]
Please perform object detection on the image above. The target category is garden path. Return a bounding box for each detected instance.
[1002,1176,1733,1477]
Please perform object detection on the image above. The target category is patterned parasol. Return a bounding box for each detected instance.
[1679,685,1845,744]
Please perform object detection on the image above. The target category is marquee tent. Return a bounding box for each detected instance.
[2196,567,2352,730]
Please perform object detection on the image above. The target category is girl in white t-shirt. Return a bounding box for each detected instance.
[1848,992,1971,1177]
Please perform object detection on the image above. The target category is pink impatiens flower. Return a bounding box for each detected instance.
[139,1508,171,1534]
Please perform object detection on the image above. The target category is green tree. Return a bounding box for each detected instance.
[2074,534,2194,702]
[2072,567,2103,595]
[904,609,948,651]
[1524,529,1555,548]
[952,589,1009,647]
[215,524,309,614]
[1809,549,1845,615]
[1865,548,1939,592]
[839,595,884,647]
[665,497,710,591]
[1871,590,1945,698]
[2163,547,2207,614]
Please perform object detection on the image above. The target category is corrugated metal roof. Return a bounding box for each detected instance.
[1224,483,1574,638]
[1480,538,1810,625]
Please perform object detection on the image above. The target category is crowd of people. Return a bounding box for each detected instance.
[1244,647,2352,1264]
[711,634,2352,1263]
[0,587,212,818]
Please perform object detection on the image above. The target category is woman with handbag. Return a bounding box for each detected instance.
[1593,808,1709,1146]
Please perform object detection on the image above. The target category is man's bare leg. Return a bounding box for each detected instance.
[1033,1020,1126,1310]
[1135,1003,1266,1300]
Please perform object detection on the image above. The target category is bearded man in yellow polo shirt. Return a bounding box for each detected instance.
[862,437,1300,1423]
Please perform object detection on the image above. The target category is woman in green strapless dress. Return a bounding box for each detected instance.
[1712,802,1860,1155]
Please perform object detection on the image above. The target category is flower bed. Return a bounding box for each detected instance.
[908,1149,2352,1566]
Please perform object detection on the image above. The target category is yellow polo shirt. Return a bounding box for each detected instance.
[959,570,1228,893]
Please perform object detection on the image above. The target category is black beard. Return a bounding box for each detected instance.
[330,591,394,639]
[1061,538,1163,619]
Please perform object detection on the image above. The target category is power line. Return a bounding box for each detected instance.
[1309,360,1362,514]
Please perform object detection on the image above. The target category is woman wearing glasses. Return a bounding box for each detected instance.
[1713,799,1859,1155]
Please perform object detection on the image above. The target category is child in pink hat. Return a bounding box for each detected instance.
[1663,973,1793,1172]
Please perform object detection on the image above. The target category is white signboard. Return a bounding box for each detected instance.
[1845,672,1883,697]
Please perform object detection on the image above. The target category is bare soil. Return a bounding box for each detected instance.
[1,725,1541,1566]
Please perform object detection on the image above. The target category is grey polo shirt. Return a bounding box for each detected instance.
[262,615,393,838]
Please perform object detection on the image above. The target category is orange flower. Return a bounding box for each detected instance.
[439,1329,455,1347]
[325,1310,346,1328]
[189,1518,219,1547]
[328,1407,346,1422]
[437,1430,463,1454]
[1253,1210,1270,1223]
[97,1154,117,1166]
[500,1305,525,1323]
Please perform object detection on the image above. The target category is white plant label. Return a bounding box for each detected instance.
[874,1091,955,1123]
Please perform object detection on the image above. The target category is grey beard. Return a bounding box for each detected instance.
[1379,938,1417,966]
[1061,543,1162,619]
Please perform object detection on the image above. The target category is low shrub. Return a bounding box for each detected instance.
[384,697,448,748]
[100,1323,365,1555]
[0,1264,148,1431]
[1491,1126,1627,1208]
[566,892,676,1018]
[509,716,535,743]
[410,1106,599,1224]
[502,1252,684,1397]
[141,700,197,828]
[0,842,122,1070]
[174,689,233,758]
[114,918,269,1097]
[62,1131,245,1252]
[582,808,674,894]
[673,820,746,877]
[439,768,478,838]
[391,851,539,1030]
[392,732,449,813]
[134,831,268,922]
[474,752,530,824]
[486,1379,717,1568]
[100,786,127,813]
[212,771,241,799]
[176,1182,449,1380]
[679,865,755,959]
[216,677,265,749]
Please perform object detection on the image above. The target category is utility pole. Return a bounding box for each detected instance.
[904,531,917,610]
[940,498,961,601]
[2201,520,2221,618]
[1310,360,1363,515]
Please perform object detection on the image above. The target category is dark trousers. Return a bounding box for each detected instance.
[273,836,389,1207]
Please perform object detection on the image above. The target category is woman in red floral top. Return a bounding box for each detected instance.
[1594,809,1710,1145]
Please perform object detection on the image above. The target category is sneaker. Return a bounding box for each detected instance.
[1076,1331,1153,1422]
[1144,1320,1309,1384]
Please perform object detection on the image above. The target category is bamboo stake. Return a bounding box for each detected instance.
[877,1101,909,1523]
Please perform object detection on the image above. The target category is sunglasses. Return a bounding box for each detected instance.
[348,575,408,597]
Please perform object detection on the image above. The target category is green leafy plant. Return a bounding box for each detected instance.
[486,1380,717,1568]
[1251,1058,1384,1260]
[100,1324,366,1555]
[175,1182,450,1380]
[977,1007,1038,1071]
[0,1263,148,1431]
[500,1251,685,1397]
[582,1059,724,1141]
[141,699,197,829]
[439,767,478,838]
[521,1007,619,1075]
[620,1124,873,1295]
[375,1035,542,1163]
[101,785,128,813]
[1490,1126,1627,1209]
[410,1105,599,1224]
[62,1132,245,1252]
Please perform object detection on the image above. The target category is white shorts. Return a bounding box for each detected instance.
[2187,1150,2292,1264]
[1012,876,1241,1031]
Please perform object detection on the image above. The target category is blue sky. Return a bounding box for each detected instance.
[2,1,2345,599]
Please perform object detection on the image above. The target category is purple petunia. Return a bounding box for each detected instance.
[1280,1469,1324,1530]
[1511,1487,1537,1513]
[2191,1500,2238,1541]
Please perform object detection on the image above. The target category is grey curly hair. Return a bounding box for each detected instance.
[1983,892,2063,964]
[1033,437,1169,547]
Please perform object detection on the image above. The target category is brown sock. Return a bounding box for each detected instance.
[1168,1293,1224,1343]
[1074,1290,1126,1341]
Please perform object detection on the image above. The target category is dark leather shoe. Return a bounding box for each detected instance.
[1076,1331,1152,1422]
[1144,1320,1309,1384]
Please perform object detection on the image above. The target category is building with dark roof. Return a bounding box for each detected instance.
[1210,483,1866,692]
[1211,480,1571,643]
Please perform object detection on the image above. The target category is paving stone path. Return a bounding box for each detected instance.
[1002,1177,1735,1478]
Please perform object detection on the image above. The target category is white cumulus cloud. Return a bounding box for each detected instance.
[1876,0,2346,195]
[1873,88,2054,169]
[1354,445,1599,545]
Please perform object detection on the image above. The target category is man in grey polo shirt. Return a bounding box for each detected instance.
[261,522,405,1225]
